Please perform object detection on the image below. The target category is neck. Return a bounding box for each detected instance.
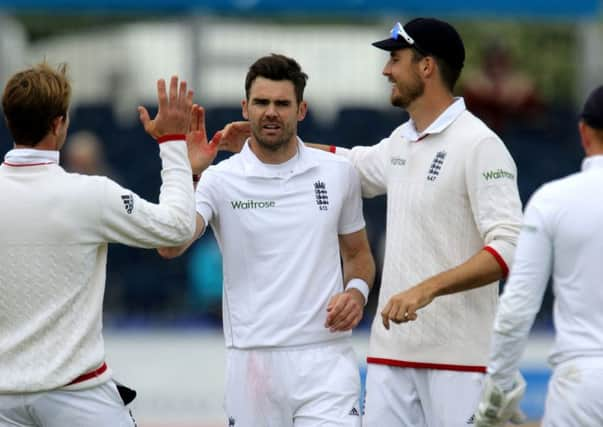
[249,137,299,164]
[407,90,455,134]
[15,136,59,151]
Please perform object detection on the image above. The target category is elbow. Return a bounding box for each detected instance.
[168,211,197,246]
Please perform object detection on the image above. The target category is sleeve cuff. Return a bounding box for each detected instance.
[484,246,509,277]
[157,134,186,144]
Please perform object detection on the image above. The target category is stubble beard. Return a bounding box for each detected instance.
[252,123,295,152]
[390,74,425,109]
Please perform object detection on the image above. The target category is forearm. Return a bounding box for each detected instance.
[426,249,504,298]
[342,250,375,290]
[157,213,205,259]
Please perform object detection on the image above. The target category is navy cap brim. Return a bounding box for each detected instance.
[372,37,412,52]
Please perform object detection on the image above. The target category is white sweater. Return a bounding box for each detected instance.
[339,99,523,370]
[0,140,195,393]
[488,155,603,390]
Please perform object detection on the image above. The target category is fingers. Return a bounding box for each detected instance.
[209,130,223,149]
[325,294,363,332]
[168,76,178,109]
[153,75,195,137]
[138,106,150,129]
[381,301,392,330]
[157,79,167,114]
[178,79,187,109]
[219,121,250,153]
[381,298,418,330]
[183,87,194,131]
[331,307,362,331]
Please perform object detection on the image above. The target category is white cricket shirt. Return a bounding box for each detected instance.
[195,139,365,348]
[338,98,523,370]
[488,155,603,390]
[0,140,196,393]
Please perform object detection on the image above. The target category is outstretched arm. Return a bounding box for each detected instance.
[98,76,197,248]
[155,104,222,258]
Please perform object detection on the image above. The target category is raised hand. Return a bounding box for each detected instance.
[187,104,221,175]
[217,121,250,153]
[138,76,194,139]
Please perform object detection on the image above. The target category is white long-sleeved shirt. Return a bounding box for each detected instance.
[0,140,196,393]
[488,155,603,390]
[196,140,366,348]
[338,98,523,370]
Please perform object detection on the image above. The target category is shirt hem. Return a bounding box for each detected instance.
[367,357,487,373]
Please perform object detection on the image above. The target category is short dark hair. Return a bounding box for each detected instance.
[245,54,308,103]
[411,48,461,92]
[2,62,71,147]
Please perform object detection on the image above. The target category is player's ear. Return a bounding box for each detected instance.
[241,99,249,120]
[51,116,64,136]
[422,56,436,77]
[297,100,307,122]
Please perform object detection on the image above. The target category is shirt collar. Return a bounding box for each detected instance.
[3,148,60,166]
[581,154,603,172]
[400,97,466,142]
[240,137,318,178]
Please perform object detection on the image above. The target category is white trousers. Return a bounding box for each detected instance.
[0,380,136,427]
[363,364,484,427]
[224,339,362,427]
[542,358,603,427]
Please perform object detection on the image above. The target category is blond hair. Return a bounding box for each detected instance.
[2,62,71,146]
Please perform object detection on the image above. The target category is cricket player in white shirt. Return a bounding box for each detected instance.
[288,18,523,426]
[158,54,375,427]
[0,63,197,426]
[474,86,603,426]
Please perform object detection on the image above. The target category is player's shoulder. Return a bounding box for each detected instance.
[205,153,244,176]
[454,110,503,146]
[304,145,353,167]
[536,171,583,198]
[527,172,585,214]
[62,170,112,190]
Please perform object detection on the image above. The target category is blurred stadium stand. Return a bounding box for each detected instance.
[0,98,583,328]
[1,3,602,423]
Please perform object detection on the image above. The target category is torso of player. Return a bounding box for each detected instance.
[380,115,487,302]
[197,143,364,349]
[537,159,603,365]
[368,112,505,368]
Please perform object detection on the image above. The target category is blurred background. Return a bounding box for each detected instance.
[1,1,602,425]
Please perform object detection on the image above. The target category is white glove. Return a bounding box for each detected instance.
[474,372,527,427]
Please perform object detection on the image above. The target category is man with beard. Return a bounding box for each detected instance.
[305,18,523,426]
[156,54,375,427]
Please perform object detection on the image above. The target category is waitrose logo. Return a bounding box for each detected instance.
[230,200,276,209]
[482,169,514,181]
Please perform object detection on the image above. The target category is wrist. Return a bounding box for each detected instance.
[157,133,186,144]
[346,278,369,306]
